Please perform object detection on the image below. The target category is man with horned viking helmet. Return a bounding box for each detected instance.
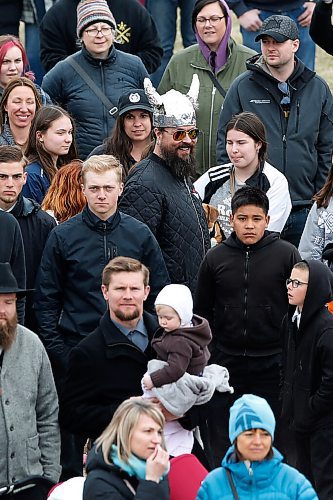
[119,75,210,295]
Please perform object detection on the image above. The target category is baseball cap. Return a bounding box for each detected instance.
[255,15,299,43]
[118,90,153,117]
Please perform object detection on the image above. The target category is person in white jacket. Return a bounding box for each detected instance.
[195,112,291,239]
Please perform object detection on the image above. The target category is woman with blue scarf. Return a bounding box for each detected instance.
[83,398,170,499]
[197,395,317,499]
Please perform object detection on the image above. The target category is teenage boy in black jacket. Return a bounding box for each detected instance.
[195,186,300,467]
[282,260,333,498]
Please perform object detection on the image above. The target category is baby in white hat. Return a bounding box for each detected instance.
[142,284,212,390]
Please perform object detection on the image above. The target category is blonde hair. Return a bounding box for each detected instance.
[82,154,124,184]
[102,256,150,287]
[95,398,166,464]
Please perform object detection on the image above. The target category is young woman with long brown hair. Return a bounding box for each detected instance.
[23,105,78,203]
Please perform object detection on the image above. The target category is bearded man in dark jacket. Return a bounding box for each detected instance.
[282,260,333,498]
[195,186,300,468]
[119,76,210,296]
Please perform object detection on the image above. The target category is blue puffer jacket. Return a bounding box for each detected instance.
[197,446,318,499]
[42,45,148,158]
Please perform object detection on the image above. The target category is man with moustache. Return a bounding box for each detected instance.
[0,262,60,498]
[119,76,210,295]
[59,257,159,441]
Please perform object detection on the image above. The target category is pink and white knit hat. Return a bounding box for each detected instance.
[77,0,116,38]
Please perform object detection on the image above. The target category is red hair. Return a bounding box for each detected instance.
[0,36,34,81]
[41,160,86,223]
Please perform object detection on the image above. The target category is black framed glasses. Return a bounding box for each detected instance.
[286,278,308,288]
[278,82,291,118]
[84,27,113,37]
[164,128,200,141]
[196,15,225,25]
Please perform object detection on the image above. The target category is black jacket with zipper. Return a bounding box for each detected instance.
[281,260,333,432]
[195,231,300,357]
[216,55,333,206]
[34,206,169,370]
[11,194,56,331]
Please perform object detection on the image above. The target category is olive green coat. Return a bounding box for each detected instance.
[158,39,255,176]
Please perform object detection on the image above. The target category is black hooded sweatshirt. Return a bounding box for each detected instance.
[281,260,333,432]
[195,230,300,357]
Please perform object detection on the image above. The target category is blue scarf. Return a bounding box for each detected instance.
[110,445,170,481]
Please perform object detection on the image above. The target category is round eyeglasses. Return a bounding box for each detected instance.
[286,278,308,289]
[84,27,113,37]
[196,15,225,26]
[163,128,200,142]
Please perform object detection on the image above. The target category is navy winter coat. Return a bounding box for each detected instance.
[42,46,148,158]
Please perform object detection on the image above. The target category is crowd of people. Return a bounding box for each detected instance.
[1,0,333,499]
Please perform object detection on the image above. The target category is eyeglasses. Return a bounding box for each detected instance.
[286,278,308,288]
[163,128,200,141]
[196,15,225,26]
[84,27,113,37]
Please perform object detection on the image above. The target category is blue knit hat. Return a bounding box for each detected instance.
[229,394,275,443]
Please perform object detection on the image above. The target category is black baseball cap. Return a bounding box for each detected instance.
[118,90,153,117]
[255,15,299,43]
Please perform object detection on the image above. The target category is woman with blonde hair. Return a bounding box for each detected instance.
[41,160,86,223]
[24,105,78,203]
[0,76,42,148]
[83,398,170,499]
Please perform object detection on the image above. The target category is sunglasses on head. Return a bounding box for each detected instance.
[164,128,200,141]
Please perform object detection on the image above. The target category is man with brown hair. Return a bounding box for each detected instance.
[35,155,168,380]
[0,145,56,330]
[59,256,159,440]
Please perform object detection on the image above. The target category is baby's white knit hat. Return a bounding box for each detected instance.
[155,284,193,326]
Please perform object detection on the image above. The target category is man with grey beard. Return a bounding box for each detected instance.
[0,263,60,499]
[119,76,210,295]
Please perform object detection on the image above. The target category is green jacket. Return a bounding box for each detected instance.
[158,39,255,176]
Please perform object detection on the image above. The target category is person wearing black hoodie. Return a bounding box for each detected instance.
[281,260,333,499]
[194,186,300,468]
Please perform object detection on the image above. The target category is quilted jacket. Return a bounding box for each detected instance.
[42,46,148,158]
[119,153,210,295]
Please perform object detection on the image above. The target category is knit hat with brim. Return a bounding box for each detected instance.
[77,0,116,38]
[229,394,275,443]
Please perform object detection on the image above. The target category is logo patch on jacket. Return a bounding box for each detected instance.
[115,22,131,44]
[249,99,271,104]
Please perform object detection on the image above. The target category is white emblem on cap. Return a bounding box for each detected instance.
[129,93,140,103]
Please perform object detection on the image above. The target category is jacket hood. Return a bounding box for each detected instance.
[11,193,41,217]
[154,314,212,348]
[222,445,283,489]
[86,444,124,476]
[246,53,315,87]
[224,229,280,251]
[299,260,333,329]
[195,0,232,71]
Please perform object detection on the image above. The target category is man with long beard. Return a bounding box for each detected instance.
[119,76,210,295]
[59,257,159,441]
[0,263,60,498]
